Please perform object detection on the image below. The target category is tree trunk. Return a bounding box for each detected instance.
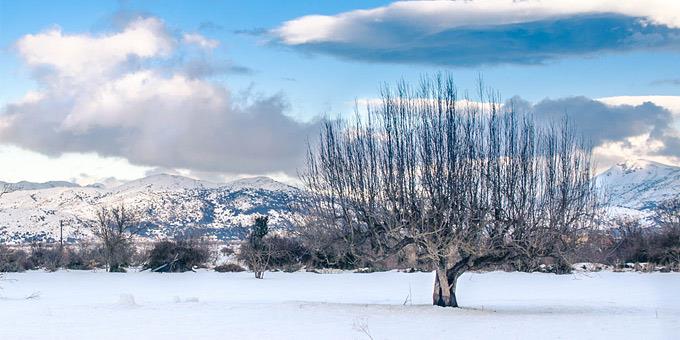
[432,267,458,307]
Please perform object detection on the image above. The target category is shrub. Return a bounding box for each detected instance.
[570,216,680,271]
[220,246,235,256]
[145,239,211,272]
[61,246,104,270]
[298,219,367,270]
[214,263,246,272]
[0,245,32,272]
[647,225,680,266]
[237,216,309,277]
[265,236,308,271]
[28,244,63,271]
[1,243,111,272]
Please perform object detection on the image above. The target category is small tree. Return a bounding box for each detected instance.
[89,204,139,272]
[239,216,271,279]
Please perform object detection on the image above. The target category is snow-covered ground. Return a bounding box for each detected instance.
[0,270,678,339]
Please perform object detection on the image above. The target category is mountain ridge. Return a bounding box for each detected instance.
[0,175,302,244]
[595,158,680,211]
[1,159,678,244]
[2,174,301,193]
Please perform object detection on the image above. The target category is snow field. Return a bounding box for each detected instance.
[0,270,678,339]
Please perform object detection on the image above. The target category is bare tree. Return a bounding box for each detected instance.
[89,204,139,272]
[301,74,597,307]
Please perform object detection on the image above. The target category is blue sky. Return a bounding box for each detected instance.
[1,0,679,184]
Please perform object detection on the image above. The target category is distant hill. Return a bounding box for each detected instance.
[1,180,80,192]
[0,174,302,244]
[1,159,678,244]
[596,159,680,213]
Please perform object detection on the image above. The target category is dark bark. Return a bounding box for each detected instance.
[433,267,458,307]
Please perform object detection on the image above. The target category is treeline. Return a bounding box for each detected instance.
[573,197,680,271]
[1,198,677,274]
[0,239,214,273]
[0,205,219,273]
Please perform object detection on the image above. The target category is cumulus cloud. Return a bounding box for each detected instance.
[271,0,680,66]
[598,96,680,117]
[17,17,174,80]
[183,33,219,49]
[528,97,673,145]
[1,16,317,176]
[509,95,680,169]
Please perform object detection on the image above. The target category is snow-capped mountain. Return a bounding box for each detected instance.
[1,180,80,192]
[595,159,680,217]
[2,159,677,243]
[0,175,303,244]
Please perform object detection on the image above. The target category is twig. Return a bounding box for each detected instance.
[403,284,412,305]
[352,319,374,340]
[25,291,41,300]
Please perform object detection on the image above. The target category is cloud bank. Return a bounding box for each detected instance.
[0,17,317,176]
[272,0,680,66]
[508,95,680,169]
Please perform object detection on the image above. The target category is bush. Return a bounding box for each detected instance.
[61,246,104,270]
[238,233,309,276]
[28,244,63,271]
[1,243,112,272]
[26,243,108,271]
[265,236,308,271]
[647,225,680,266]
[220,246,235,256]
[0,245,32,272]
[570,217,680,271]
[145,239,211,272]
[601,223,679,267]
[298,219,366,270]
[214,263,245,272]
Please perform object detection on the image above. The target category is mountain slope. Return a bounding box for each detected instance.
[0,175,302,244]
[1,180,80,192]
[596,159,680,211]
[2,159,678,243]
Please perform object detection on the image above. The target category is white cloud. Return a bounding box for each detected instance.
[271,1,680,67]
[593,133,679,173]
[0,145,150,185]
[183,33,219,49]
[16,17,173,80]
[1,16,316,177]
[61,70,225,131]
[275,0,680,45]
[598,96,680,116]
[592,96,680,169]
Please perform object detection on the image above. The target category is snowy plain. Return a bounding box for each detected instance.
[0,270,678,339]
